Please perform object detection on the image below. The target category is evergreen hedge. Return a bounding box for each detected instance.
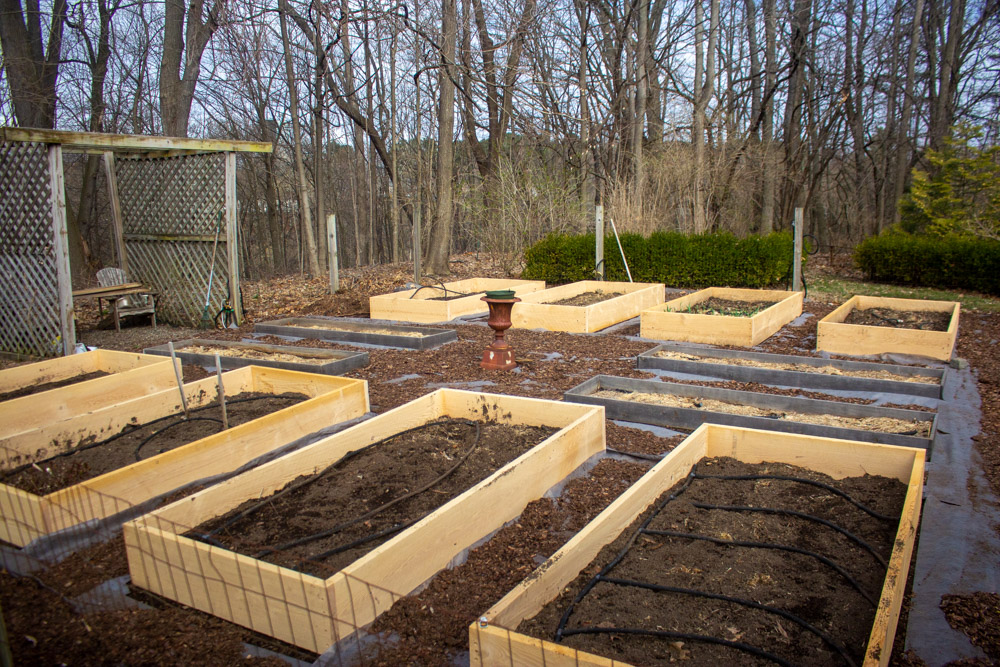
[854,232,1000,296]
[522,231,795,288]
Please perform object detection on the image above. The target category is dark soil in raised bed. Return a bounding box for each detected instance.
[845,307,952,331]
[689,297,776,316]
[547,290,624,307]
[1,392,307,495]
[520,456,907,666]
[0,369,109,402]
[191,419,558,577]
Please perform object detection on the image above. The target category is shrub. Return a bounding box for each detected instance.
[853,230,1000,296]
[522,231,795,288]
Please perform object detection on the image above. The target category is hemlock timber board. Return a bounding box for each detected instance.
[254,317,457,350]
[143,339,369,375]
[639,287,803,346]
[124,389,606,654]
[817,295,960,362]
[0,350,180,443]
[0,367,369,548]
[637,343,946,399]
[369,278,545,323]
[511,281,665,333]
[564,375,937,450]
[470,423,924,667]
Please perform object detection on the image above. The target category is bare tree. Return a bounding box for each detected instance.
[159,0,223,136]
[427,0,458,275]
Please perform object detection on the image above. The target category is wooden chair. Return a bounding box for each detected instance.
[96,267,156,331]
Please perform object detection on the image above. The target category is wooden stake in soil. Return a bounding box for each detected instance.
[214,353,229,429]
[168,341,189,419]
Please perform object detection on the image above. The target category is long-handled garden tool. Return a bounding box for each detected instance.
[199,212,223,329]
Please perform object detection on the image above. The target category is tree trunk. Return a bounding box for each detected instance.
[159,0,220,136]
[427,0,458,275]
[633,0,649,195]
[279,0,320,276]
[0,0,66,128]
[760,0,777,233]
[892,0,926,224]
[692,0,719,233]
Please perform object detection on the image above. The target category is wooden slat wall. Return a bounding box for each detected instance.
[0,141,65,357]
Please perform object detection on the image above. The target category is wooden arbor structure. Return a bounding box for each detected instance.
[0,128,271,357]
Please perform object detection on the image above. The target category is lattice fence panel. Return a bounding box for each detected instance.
[0,142,63,357]
[117,154,231,327]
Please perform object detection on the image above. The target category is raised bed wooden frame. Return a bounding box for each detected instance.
[511,281,664,333]
[470,423,924,667]
[124,389,605,654]
[638,343,947,400]
[816,295,960,362]
[565,374,937,450]
[639,287,803,346]
[254,317,457,350]
[0,350,179,443]
[369,278,545,323]
[0,367,369,547]
[143,338,369,375]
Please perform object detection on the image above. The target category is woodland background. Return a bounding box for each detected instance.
[1,0,998,283]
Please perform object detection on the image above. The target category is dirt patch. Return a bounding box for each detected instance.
[1,392,307,494]
[546,290,624,307]
[365,457,653,665]
[0,370,110,402]
[845,307,952,331]
[941,592,1000,661]
[519,456,907,666]
[592,388,932,436]
[686,297,776,317]
[192,420,558,577]
[652,349,940,385]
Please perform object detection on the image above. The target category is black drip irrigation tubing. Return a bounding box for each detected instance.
[692,472,897,522]
[559,628,795,667]
[600,577,856,666]
[691,502,887,568]
[605,447,665,462]
[553,463,889,664]
[408,277,474,300]
[194,419,483,570]
[133,417,224,461]
[0,394,304,481]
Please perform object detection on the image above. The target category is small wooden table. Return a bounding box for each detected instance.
[73,283,157,331]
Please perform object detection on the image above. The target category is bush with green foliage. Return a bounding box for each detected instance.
[853,230,1000,296]
[523,231,795,288]
[900,125,1000,239]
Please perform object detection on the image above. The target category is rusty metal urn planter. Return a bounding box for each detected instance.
[481,291,520,370]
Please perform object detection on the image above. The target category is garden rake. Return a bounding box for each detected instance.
[200,212,223,329]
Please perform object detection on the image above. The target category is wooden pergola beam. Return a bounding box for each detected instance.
[0,127,272,154]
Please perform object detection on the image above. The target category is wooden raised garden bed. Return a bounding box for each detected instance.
[565,375,936,450]
[638,343,947,400]
[817,295,960,362]
[0,350,179,443]
[254,317,457,350]
[143,339,369,375]
[124,389,605,654]
[369,278,545,323]
[471,423,924,667]
[640,287,803,346]
[511,281,664,333]
[0,367,369,548]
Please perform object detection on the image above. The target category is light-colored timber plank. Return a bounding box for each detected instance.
[476,423,924,666]
[1,127,273,154]
[127,389,603,653]
[817,295,959,361]
[640,287,802,346]
[369,278,545,323]
[513,281,664,333]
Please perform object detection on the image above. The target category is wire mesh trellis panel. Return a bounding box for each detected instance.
[116,154,231,327]
[0,142,64,358]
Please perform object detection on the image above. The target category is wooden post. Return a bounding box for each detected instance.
[413,207,422,283]
[224,151,241,324]
[214,353,229,429]
[168,341,189,419]
[328,213,339,293]
[102,151,128,275]
[595,204,605,280]
[793,207,804,292]
[48,145,75,356]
